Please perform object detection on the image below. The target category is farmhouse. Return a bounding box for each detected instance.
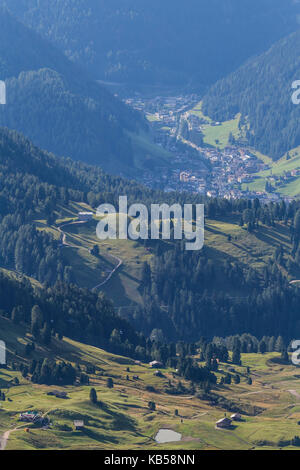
[180,171,190,182]
[149,361,163,368]
[47,390,68,399]
[19,411,41,423]
[216,417,232,429]
[154,370,163,377]
[74,420,85,430]
[231,413,242,421]
[78,212,93,221]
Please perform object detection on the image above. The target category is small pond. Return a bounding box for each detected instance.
[155,429,182,444]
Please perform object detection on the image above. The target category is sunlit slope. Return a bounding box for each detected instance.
[34,200,297,308]
[2,315,300,450]
[35,201,152,308]
[243,147,300,197]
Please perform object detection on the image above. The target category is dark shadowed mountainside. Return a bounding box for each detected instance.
[202,30,300,160]
[2,0,299,89]
[0,8,147,173]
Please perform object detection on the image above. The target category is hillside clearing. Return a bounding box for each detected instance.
[1,317,300,451]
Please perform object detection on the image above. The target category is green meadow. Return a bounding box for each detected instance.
[2,314,300,451]
[242,146,300,197]
[34,200,299,311]
[189,101,241,149]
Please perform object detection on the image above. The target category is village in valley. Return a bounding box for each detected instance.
[124,94,296,203]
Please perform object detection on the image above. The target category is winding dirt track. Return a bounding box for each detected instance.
[288,389,300,400]
[0,430,12,450]
[0,426,26,451]
[0,408,53,450]
[58,219,123,290]
[0,221,123,449]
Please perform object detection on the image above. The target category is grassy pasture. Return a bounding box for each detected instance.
[2,319,300,451]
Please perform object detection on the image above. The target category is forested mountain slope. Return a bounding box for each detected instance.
[0,8,147,173]
[2,0,299,89]
[202,30,300,160]
[3,127,300,343]
[0,126,148,285]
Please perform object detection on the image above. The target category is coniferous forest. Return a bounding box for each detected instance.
[1,0,300,453]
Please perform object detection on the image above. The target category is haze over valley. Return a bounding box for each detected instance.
[0,1,300,454]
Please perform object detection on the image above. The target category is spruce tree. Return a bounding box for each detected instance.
[232,338,241,365]
[89,388,98,404]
